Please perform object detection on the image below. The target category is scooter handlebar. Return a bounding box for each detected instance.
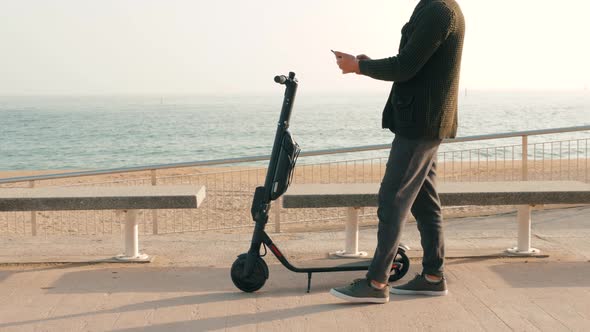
[274,75,288,84]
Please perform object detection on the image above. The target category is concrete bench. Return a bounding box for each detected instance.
[283,181,590,257]
[0,185,206,262]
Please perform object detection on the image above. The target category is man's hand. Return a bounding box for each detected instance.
[333,50,361,74]
[356,54,371,61]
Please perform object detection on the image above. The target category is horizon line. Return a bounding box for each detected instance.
[1,88,590,98]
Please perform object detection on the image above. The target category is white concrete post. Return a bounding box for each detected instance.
[345,207,359,254]
[151,170,158,235]
[29,180,37,236]
[115,209,150,262]
[506,205,540,256]
[522,135,528,181]
[125,209,139,257]
[332,207,367,258]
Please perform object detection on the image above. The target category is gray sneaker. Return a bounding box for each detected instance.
[390,274,448,296]
[330,278,389,304]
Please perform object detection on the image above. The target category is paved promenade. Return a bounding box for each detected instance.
[1,206,590,331]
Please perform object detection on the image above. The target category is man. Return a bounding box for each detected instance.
[330,0,465,303]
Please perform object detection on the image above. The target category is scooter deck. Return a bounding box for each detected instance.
[292,257,372,271]
[285,257,374,293]
[275,244,409,273]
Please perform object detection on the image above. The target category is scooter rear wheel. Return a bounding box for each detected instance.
[231,254,269,292]
[388,249,410,282]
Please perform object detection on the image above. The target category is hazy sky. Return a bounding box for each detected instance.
[1,0,590,95]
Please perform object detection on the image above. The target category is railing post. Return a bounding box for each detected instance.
[29,180,37,236]
[522,135,528,181]
[274,197,282,233]
[151,169,158,235]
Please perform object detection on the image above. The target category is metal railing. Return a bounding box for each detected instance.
[1,125,589,237]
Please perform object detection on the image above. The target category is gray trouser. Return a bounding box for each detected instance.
[366,135,444,284]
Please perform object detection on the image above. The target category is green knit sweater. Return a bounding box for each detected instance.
[359,0,465,139]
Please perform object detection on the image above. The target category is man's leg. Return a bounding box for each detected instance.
[365,135,441,285]
[330,135,440,303]
[411,159,444,277]
[389,159,448,296]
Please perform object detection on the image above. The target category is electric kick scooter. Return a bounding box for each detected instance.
[231,72,410,293]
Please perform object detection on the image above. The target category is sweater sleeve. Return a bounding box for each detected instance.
[359,3,454,82]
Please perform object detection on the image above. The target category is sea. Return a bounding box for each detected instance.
[1,90,590,171]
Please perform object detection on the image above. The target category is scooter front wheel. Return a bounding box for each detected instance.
[388,249,410,282]
[231,253,269,292]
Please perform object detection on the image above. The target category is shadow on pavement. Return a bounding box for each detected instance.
[0,270,12,283]
[0,262,423,330]
[112,303,366,332]
[490,261,590,288]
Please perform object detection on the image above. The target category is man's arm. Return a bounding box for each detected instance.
[359,3,455,82]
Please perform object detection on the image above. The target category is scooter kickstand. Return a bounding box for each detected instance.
[306,272,312,293]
